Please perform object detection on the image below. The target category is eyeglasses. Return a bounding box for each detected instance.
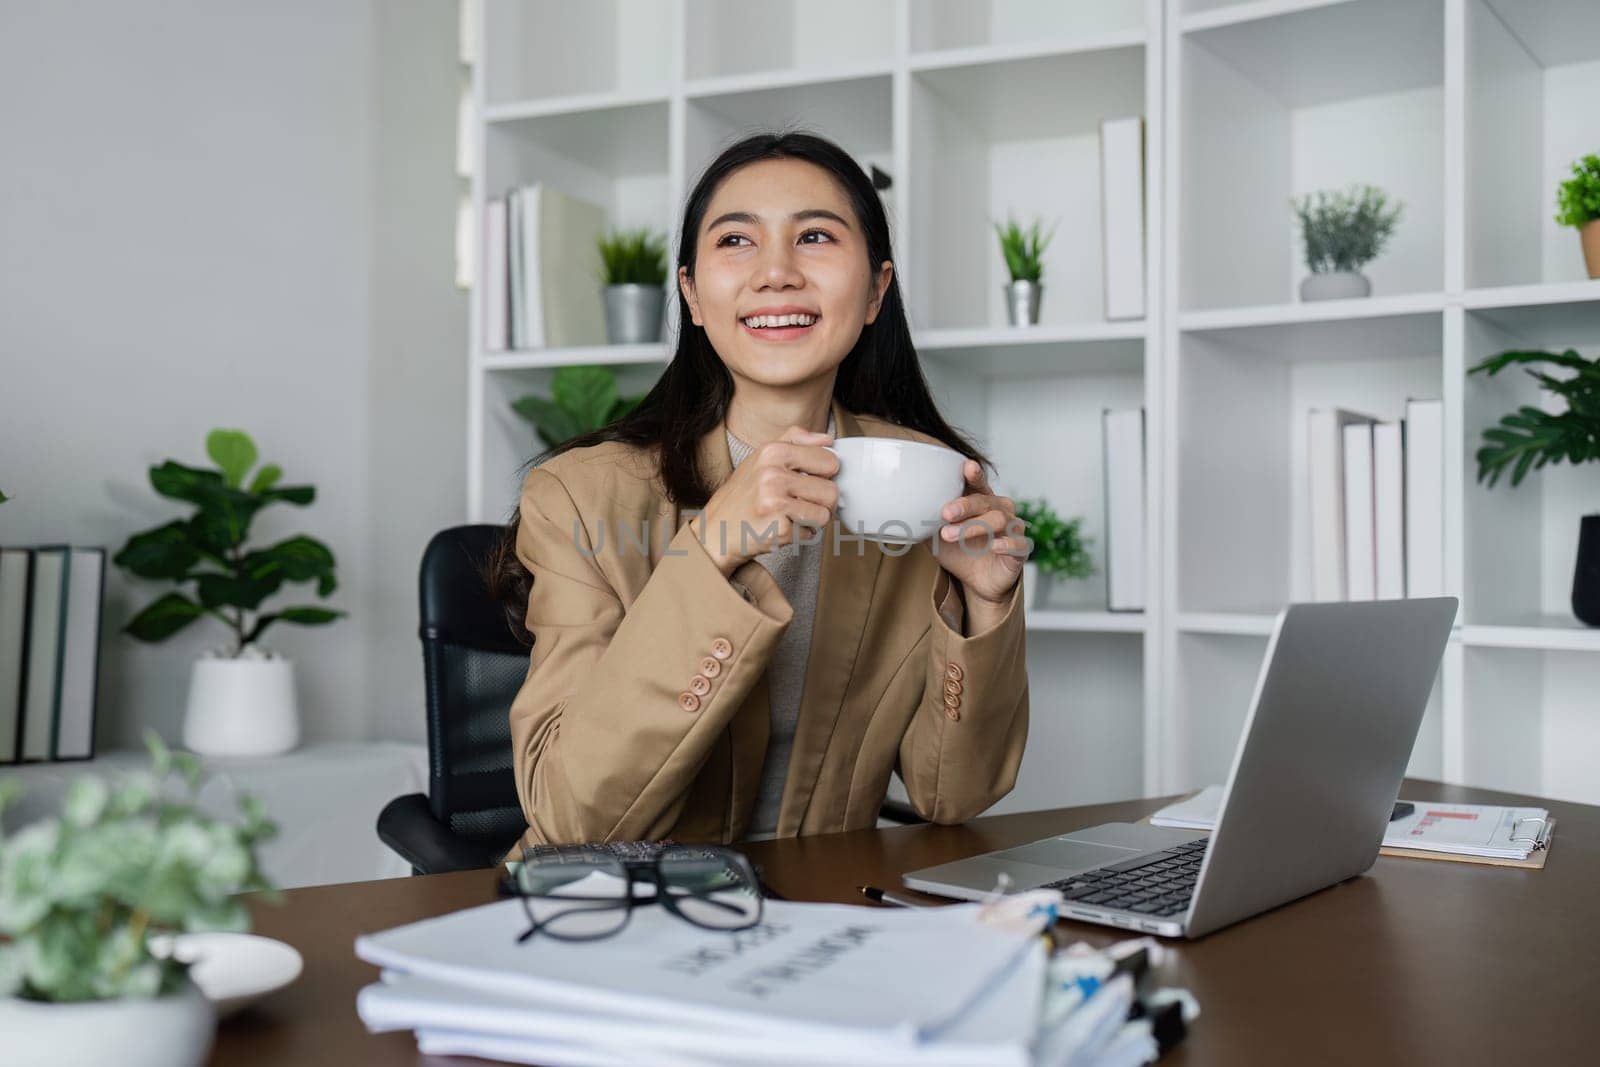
[509,844,765,943]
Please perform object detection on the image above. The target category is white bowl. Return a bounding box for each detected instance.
[148,932,303,1019]
[826,436,967,544]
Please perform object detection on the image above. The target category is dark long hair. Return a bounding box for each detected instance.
[482,128,992,644]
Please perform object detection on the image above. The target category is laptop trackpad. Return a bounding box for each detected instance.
[994,838,1141,872]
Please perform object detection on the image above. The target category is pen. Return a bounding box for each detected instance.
[857,884,931,909]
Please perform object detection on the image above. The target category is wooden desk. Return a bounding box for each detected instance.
[214,779,1596,1065]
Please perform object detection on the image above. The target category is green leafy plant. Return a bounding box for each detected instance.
[1467,348,1600,488]
[1013,498,1095,580]
[596,227,669,287]
[112,430,344,655]
[513,366,646,450]
[1555,154,1600,229]
[992,216,1058,284]
[0,731,278,1003]
[1291,184,1404,274]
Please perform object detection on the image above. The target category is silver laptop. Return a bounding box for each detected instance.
[903,597,1458,938]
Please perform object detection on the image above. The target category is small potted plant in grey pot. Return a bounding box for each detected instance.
[1555,153,1600,280]
[1468,346,1600,625]
[994,215,1058,326]
[513,365,646,449]
[1291,183,1403,301]
[1013,497,1095,609]
[598,227,669,344]
[113,430,344,758]
[0,732,279,1066]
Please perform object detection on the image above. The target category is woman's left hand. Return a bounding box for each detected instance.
[932,459,1028,606]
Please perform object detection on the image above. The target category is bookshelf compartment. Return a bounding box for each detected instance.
[1175,314,1444,614]
[908,45,1147,331]
[910,0,1145,54]
[915,325,1145,378]
[683,0,895,83]
[1461,309,1600,629]
[482,0,673,106]
[987,633,1145,813]
[1462,645,1600,804]
[1465,0,1600,290]
[1177,0,1444,311]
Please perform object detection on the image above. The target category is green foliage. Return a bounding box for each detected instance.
[513,366,646,450]
[112,430,344,654]
[1013,498,1095,580]
[596,227,669,287]
[0,488,7,503]
[1467,349,1600,488]
[0,730,279,1003]
[1291,184,1404,274]
[992,216,1058,283]
[1554,154,1600,229]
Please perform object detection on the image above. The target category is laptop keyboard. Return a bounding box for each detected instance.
[1042,839,1208,918]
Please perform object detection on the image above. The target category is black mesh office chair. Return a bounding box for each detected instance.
[377,524,926,875]
[377,525,530,874]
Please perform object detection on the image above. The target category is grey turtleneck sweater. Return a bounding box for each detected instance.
[725,410,834,841]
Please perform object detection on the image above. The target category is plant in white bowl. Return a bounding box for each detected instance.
[113,430,345,757]
[0,732,279,1067]
[1291,183,1403,302]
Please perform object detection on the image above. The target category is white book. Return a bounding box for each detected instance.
[20,546,67,760]
[54,547,104,760]
[0,547,31,762]
[507,188,526,350]
[1099,117,1146,321]
[1308,408,1377,601]
[482,197,508,352]
[1102,408,1146,611]
[1342,422,1376,601]
[1373,421,1406,600]
[1405,398,1444,598]
[511,182,608,349]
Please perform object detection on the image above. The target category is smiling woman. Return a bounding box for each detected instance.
[482,130,1031,853]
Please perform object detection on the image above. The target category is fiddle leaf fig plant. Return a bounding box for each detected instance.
[1013,498,1095,580]
[1467,348,1600,488]
[513,366,645,450]
[113,430,344,656]
[0,730,279,1003]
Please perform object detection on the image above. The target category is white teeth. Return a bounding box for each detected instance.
[742,313,816,328]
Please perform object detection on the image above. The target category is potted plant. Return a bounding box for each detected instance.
[1291,184,1403,301]
[1555,153,1600,280]
[597,227,669,344]
[1013,498,1095,609]
[113,430,344,757]
[513,365,646,450]
[1467,347,1600,625]
[0,732,278,1066]
[993,215,1058,326]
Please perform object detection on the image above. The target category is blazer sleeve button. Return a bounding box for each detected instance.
[946,662,964,682]
[678,692,702,713]
[688,674,711,697]
[699,656,722,678]
[945,705,961,722]
[944,678,963,696]
[710,637,734,660]
[943,692,961,709]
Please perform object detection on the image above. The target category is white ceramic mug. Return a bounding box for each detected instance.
[824,436,967,544]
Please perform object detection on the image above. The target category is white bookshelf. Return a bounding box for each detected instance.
[463,0,1600,813]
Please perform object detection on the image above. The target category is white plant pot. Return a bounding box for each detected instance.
[1299,270,1371,301]
[183,656,299,757]
[0,981,214,1067]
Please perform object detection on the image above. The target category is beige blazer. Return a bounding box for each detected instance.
[504,396,1029,859]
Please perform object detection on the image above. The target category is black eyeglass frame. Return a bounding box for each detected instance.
[511,844,765,944]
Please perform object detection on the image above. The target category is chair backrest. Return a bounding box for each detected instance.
[418,524,530,859]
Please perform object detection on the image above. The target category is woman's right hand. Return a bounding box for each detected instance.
[692,425,840,576]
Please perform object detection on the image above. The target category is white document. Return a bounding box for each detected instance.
[355,876,1041,1047]
[1308,408,1376,601]
[53,547,104,760]
[1148,785,1224,830]
[1404,398,1444,598]
[21,547,67,760]
[1342,422,1375,601]
[1099,117,1146,321]
[483,197,508,352]
[1102,408,1146,611]
[1373,421,1406,600]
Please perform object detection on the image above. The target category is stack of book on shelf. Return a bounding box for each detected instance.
[1307,398,1443,602]
[482,182,609,353]
[1102,407,1146,612]
[0,545,105,764]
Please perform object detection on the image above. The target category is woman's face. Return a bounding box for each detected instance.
[679,158,892,390]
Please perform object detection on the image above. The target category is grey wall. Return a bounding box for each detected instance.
[0,0,465,748]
